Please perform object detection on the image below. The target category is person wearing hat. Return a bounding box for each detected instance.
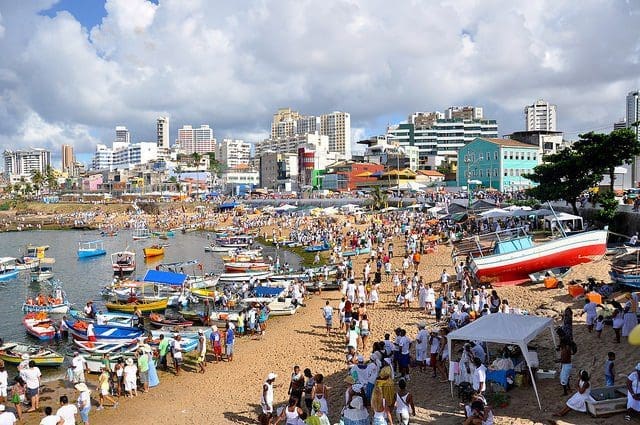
[196,330,206,373]
[97,366,118,410]
[123,358,138,398]
[75,383,92,425]
[0,403,16,425]
[225,322,236,362]
[209,326,222,363]
[626,363,640,421]
[306,399,330,425]
[261,373,277,419]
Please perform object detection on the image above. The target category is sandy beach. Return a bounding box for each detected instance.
[6,207,639,425]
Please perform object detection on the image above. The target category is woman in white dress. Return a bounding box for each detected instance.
[123,358,138,398]
[626,363,640,421]
[418,283,427,311]
[553,370,594,417]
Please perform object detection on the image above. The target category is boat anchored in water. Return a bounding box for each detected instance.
[77,240,107,259]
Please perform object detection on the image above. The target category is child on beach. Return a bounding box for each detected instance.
[605,352,615,387]
[595,315,604,338]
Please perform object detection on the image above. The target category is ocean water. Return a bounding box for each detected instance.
[0,229,300,377]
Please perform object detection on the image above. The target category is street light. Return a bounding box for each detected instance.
[633,91,639,188]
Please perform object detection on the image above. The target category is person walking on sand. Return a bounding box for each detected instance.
[261,373,277,420]
[322,301,333,335]
[288,366,304,409]
[23,360,41,412]
[196,329,206,373]
[172,334,184,375]
[225,323,236,362]
[75,383,92,425]
[97,366,118,410]
[56,395,77,425]
[394,379,415,425]
[311,374,329,414]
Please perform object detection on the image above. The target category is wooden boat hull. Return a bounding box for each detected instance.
[22,302,70,314]
[105,298,168,313]
[23,317,56,341]
[0,269,19,281]
[78,249,106,258]
[528,267,571,283]
[65,319,145,341]
[470,230,607,286]
[219,271,272,281]
[143,247,165,258]
[0,343,64,367]
[224,263,270,273]
[148,312,193,328]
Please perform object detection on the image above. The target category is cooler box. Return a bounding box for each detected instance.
[568,285,584,298]
[587,292,602,304]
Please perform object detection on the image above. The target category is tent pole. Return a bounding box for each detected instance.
[522,343,542,410]
[448,337,454,398]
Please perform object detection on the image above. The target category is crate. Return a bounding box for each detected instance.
[586,385,628,417]
[535,369,556,379]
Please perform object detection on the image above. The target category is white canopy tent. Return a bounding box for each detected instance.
[478,208,512,219]
[544,212,584,232]
[447,314,557,410]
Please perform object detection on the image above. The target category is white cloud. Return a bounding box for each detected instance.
[0,0,639,160]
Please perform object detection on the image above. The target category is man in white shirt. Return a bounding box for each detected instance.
[322,301,334,335]
[581,298,599,332]
[415,322,429,372]
[22,361,41,412]
[71,352,87,383]
[0,404,16,425]
[470,342,486,364]
[472,358,487,396]
[56,395,78,425]
[172,335,184,375]
[39,406,60,425]
[440,269,450,294]
[338,297,346,331]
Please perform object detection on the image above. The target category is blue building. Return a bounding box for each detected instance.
[456,138,540,192]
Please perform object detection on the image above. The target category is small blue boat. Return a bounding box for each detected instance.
[77,240,107,259]
[64,318,144,342]
[305,242,331,252]
[0,257,20,282]
[342,247,372,257]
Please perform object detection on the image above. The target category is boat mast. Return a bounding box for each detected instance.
[547,203,567,238]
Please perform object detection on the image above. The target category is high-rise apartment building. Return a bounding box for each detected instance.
[271,108,302,139]
[408,112,444,128]
[627,91,640,138]
[320,111,351,157]
[445,106,483,121]
[177,125,216,154]
[217,139,251,168]
[254,133,329,157]
[61,144,74,172]
[524,99,557,131]
[3,149,51,181]
[115,126,130,144]
[92,142,158,171]
[157,116,170,149]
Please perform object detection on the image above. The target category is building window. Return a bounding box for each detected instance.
[533,153,537,161]
[494,168,498,177]
[504,170,508,177]
[494,151,498,161]
[486,152,491,162]
[503,151,507,160]
[509,152,513,160]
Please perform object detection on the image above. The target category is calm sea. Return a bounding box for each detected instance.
[0,229,300,377]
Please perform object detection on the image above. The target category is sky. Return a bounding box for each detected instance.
[1,0,639,166]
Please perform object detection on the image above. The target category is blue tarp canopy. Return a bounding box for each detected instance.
[143,270,188,286]
[254,286,284,297]
[219,201,237,210]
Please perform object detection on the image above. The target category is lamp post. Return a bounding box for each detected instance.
[464,151,483,207]
[634,91,639,188]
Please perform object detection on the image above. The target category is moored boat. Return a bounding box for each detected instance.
[74,339,138,354]
[77,240,106,258]
[111,250,136,274]
[304,242,331,252]
[64,318,145,342]
[0,342,64,367]
[219,271,272,282]
[224,262,271,273]
[457,228,607,286]
[105,298,168,313]
[0,257,20,281]
[528,266,571,284]
[341,246,372,257]
[148,312,193,328]
[143,245,166,259]
[22,313,56,340]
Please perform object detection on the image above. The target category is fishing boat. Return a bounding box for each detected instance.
[0,342,64,367]
[528,267,572,284]
[29,259,55,282]
[100,229,118,237]
[22,289,70,314]
[74,339,138,354]
[22,313,56,340]
[0,257,20,281]
[81,350,148,373]
[69,309,135,328]
[459,227,608,286]
[111,250,136,274]
[219,271,272,282]
[148,312,193,328]
[143,245,166,259]
[610,251,640,287]
[304,242,331,252]
[265,298,300,316]
[105,298,169,313]
[77,240,106,258]
[132,227,151,240]
[224,262,271,273]
[64,318,145,342]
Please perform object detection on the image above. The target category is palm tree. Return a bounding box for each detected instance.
[191,152,203,197]
[369,185,388,210]
[45,165,57,191]
[31,170,44,197]
[175,166,183,194]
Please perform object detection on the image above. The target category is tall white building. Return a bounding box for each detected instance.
[627,91,640,137]
[525,99,557,131]
[178,125,216,154]
[3,149,51,181]
[157,117,170,149]
[217,139,251,168]
[320,111,351,157]
[254,133,329,157]
[92,142,158,171]
[115,126,130,144]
